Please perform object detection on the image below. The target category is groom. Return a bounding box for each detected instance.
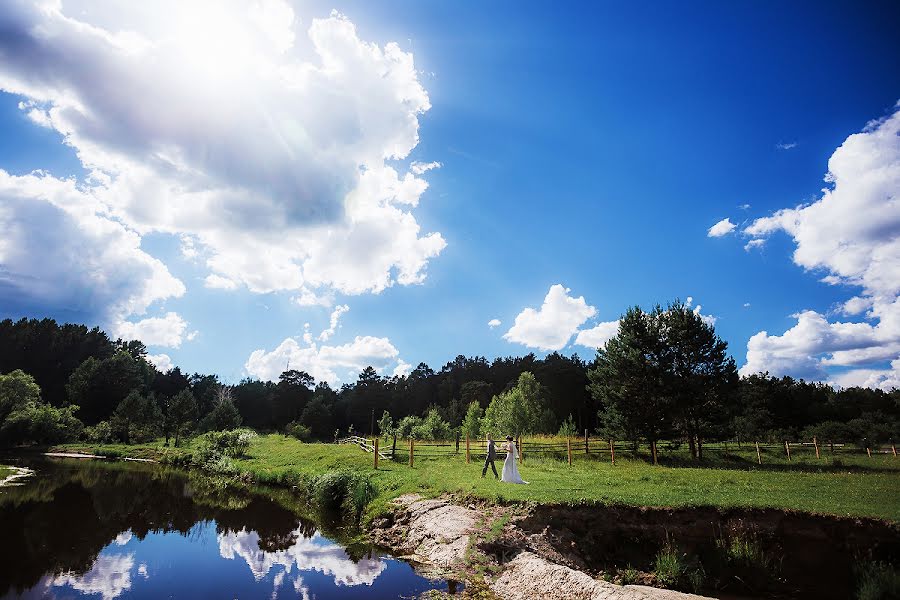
[482,433,498,479]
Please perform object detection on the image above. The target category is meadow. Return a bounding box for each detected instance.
[50,434,900,523]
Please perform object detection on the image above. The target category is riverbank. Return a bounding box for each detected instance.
[33,438,900,598]
[51,434,900,522]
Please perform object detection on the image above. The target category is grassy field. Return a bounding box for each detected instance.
[0,465,13,482]
[52,434,900,522]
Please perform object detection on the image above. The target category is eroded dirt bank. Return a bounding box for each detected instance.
[517,504,900,599]
[373,496,900,600]
[373,495,714,599]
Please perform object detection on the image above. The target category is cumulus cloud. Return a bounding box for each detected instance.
[113,312,193,348]
[0,169,184,329]
[245,314,404,384]
[739,106,900,389]
[574,320,619,350]
[393,359,412,378]
[0,1,444,304]
[487,318,501,329]
[707,218,736,237]
[146,353,173,372]
[503,284,597,351]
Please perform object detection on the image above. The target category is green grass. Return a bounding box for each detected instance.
[0,465,14,481]
[52,434,900,522]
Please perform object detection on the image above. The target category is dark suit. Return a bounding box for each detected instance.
[482,439,498,478]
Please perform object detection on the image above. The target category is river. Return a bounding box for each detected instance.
[0,456,458,599]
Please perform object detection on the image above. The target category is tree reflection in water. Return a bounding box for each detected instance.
[0,458,424,599]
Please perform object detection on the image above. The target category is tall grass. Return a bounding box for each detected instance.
[856,561,900,600]
[51,433,900,523]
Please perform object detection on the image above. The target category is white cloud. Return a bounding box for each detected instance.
[574,320,619,350]
[685,296,718,326]
[777,141,798,150]
[487,318,501,329]
[113,312,193,348]
[739,106,900,389]
[744,239,766,251]
[503,284,597,351]
[410,161,442,175]
[0,2,444,302]
[707,218,736,237]
[218,526,385,586]
[113,531,133,546]
[393,359,412,378]
[318,304,350,341]
[52,553,135,600]
[146,353,173,372]
[743,302,751,308]
[245,315,404,384]
[0,169,184,328]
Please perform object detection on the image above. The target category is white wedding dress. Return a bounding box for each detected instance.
[501,442,528,484]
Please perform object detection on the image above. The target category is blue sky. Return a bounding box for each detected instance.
[1,0,899,388]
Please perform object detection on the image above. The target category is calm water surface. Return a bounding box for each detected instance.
[0,457,456,599]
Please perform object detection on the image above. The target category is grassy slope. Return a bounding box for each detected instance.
[53,434,900,522]
[0,465,13,481]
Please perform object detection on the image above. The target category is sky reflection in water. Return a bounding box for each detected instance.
[0,458,451,599]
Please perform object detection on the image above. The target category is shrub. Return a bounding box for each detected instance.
[285,421,311,441]
[309,470,378,523]
[84,421,114,444]
[209,429,256,458]
[558,413,577,438]
[654,541,686,587]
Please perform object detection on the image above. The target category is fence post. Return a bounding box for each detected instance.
[867,447,872,458]
[374,438,379,470]
[609,439,616,465]
[567,436,573,466]
[651,440,658,465]
[465,434,470,464]
[392,434,397,460]
[584,429,589,456]
[520,437,524,464]
[456,432,460,454]
[409,438,414,468]
[830,440,834,454]
[892,441,897,458]
[784,440,791,461]
[813,436,820,459]
[755,441,762,465]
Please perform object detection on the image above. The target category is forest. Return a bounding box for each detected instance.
[0,307,898,451]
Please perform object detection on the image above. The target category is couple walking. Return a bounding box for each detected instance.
[481,434,528,484]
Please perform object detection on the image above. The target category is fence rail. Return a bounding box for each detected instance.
[339,433,898,469]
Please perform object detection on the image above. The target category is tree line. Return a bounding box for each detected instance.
[0,311,898,451]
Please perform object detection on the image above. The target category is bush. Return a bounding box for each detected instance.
[84,421,114,444]
[558,413,577,438]
[192,428,257,474]
[654,541,687,587]
[310,470,377,523]
[286,421,311,441]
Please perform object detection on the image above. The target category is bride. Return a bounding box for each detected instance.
[501,435,528,484]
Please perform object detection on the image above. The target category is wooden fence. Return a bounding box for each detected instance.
[340,431,898,470]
